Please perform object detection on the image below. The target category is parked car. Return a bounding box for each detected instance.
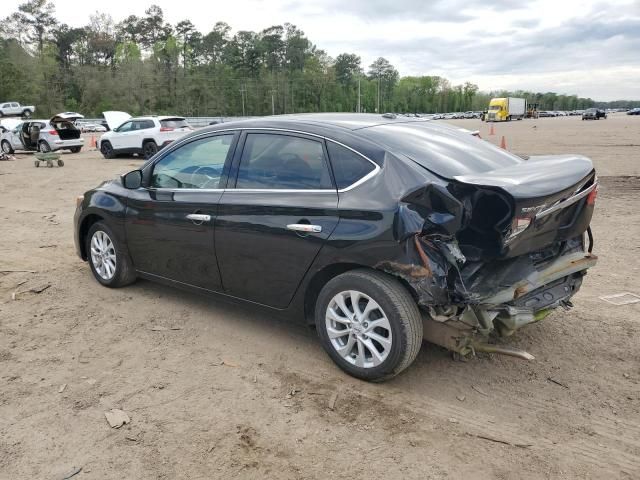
[582,108,606,120]
[626,108,640,115]
[0,112,84,154]
[0,101,35,118]
[74,113,598,381]
[98,112,193,159]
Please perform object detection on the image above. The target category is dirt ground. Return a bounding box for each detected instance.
[1,114,639,479]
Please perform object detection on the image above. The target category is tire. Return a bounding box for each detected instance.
[100,141,115,159]
[1,140,13,154]
[143,140,158,159]
[22,110,31,118]
[315,269,423,381]
[34,160,40,167]
[57,159,64,167]
[39,141,51,153]
[70,146,81,153]
[85,221,136,288]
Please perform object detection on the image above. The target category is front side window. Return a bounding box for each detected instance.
[117,121,133,132]
[151,134,234,189]
[326,142,376,190]
[236,133,333,190]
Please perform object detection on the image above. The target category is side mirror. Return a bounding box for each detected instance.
[122,170,142,189]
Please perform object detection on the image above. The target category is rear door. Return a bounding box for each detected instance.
[215,131,339,308]
[125,132,238,291]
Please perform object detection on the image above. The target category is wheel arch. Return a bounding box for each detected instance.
[303,263,419,325]
[78,213,105,260]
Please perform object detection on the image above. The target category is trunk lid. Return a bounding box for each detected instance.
[50,112,84,123]
[452,155,597,259]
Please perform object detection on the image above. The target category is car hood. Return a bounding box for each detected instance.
[103,111,131,130]
[51,112,84,122]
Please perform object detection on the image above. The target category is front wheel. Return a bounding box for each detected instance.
[86,221,136,287]
[39,141,51,153]
[315,269,423,382]
[1,140,13,154]
[22,110,32,118]
[100,141,115,159]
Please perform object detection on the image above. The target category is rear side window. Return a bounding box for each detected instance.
[236,133,333,190]
[326,142,376,189]
[136,120,155,130]
[160,118,189,129]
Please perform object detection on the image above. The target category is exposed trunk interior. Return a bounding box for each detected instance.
[53,120,81,140]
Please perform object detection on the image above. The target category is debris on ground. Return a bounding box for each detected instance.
[456,395,466,402]
[149,325,182,331]
[58,384,67,393]
[328,392,338,410]
[472,385,489,396]
[448,418,459,424]
[105,409,130,428]
[599,292,640,305]
[466,432,533,449]
[286,386,300,399]
[59,466,82,479]
[547,377,569,389]
[11,283,51,300]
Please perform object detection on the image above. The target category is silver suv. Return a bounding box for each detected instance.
[0,112,84,154]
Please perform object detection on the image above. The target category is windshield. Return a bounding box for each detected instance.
[489,105,502,111]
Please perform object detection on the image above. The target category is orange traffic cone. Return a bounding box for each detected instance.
[500,135,507,149]
[489,123,495,136]
[90,135,96,148]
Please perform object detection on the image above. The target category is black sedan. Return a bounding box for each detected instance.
[74,114,598,381]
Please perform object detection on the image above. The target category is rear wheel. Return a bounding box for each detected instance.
[22,110,31,118]
[100,141,115,159]
[143,140,158,159]
[70,146,81,153]
[1,140,13,154]
[315,269,423,381]
[39,141,51,153]
[86,221,136,288]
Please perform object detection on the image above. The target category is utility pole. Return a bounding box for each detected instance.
[376,75,380,113]
[271,90,275,115]
[357,77,361,113]
[240,86,246,116]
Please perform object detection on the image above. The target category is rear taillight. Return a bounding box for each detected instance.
[48,130,58,135]
[586,184,598,205]
[159,127,174,132]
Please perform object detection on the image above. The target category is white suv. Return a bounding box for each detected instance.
[98,112,193,159]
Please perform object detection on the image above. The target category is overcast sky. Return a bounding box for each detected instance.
[5,0,640,100]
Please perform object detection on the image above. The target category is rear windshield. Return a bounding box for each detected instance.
[160,118,189,128]
[359,122,523,178]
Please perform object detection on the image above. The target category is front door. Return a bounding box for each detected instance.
[215,131,339,308]
[125,132,237,291]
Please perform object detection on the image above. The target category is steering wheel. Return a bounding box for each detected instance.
[189,166,220,189]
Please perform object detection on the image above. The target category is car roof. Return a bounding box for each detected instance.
[130,116,185,121]
[204,113,433,133]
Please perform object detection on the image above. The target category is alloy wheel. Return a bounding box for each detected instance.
[325,290,393,368]
[90,230,116,280]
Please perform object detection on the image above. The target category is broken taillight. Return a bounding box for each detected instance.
[586,184,598,205]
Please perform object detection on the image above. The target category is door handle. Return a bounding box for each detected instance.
[186,213,211,223]
[287,223,322,233]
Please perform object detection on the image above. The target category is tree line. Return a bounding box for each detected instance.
[0,1,635,118]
